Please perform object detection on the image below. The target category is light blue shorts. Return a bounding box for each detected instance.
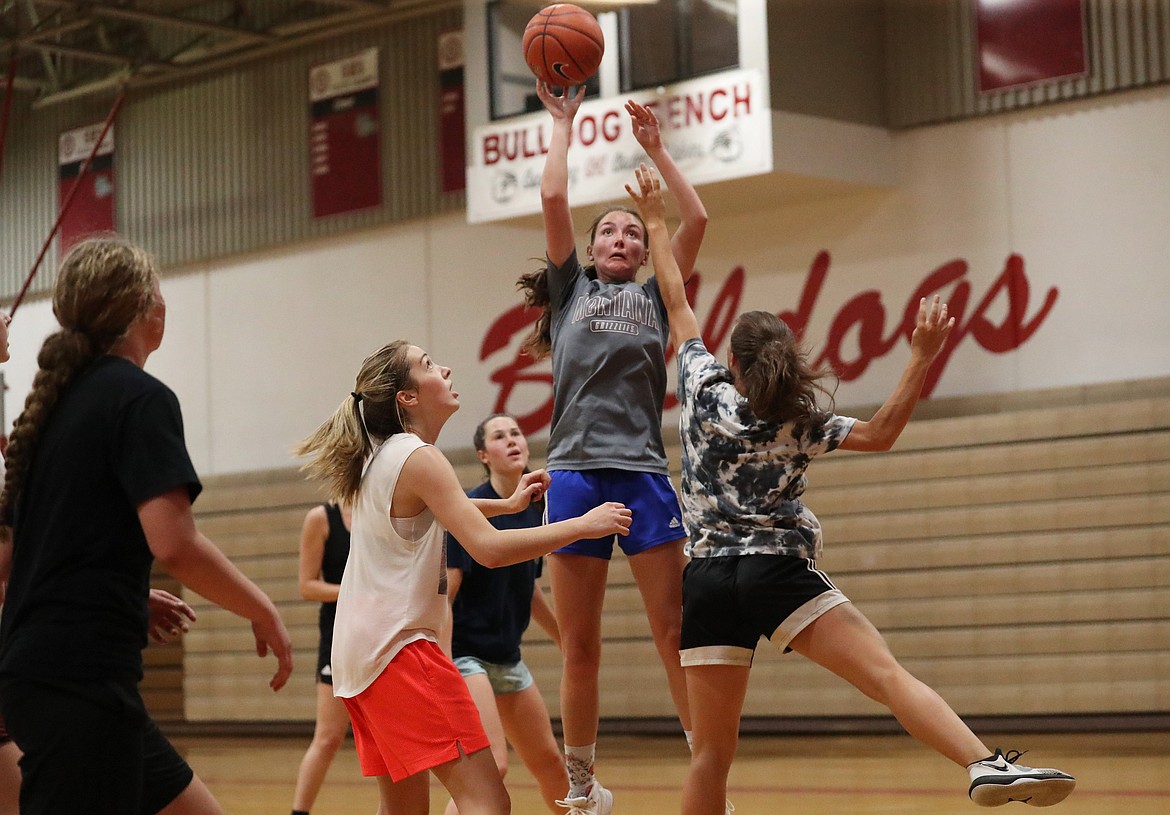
[452,655,534,696]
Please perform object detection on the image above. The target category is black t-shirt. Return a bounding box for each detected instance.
[0,356,201,685]
[446,481,543,665]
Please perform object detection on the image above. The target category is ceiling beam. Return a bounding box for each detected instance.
[19,0,62,90]
[0,71,45,91]
[26,0,274,44]
[8,16,88,45]
[29,63,125,104]
[32,0,458,108]
[20,40,128,65]
[82,5,276,45]
[308,0,387,9]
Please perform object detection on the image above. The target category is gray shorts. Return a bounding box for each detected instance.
[452,655,534,695]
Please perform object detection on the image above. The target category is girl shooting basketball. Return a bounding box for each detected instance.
[517,81,708,815]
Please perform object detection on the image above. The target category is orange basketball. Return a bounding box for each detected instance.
[522,4,605,87]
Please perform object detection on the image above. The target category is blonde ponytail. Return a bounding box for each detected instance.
[295,341,413,502]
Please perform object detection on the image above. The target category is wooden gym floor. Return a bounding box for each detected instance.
[176,730,1169,815]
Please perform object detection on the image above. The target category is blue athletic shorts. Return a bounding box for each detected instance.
[453,655,534,695]
[545,469,686,559]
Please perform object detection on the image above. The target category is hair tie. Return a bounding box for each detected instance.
[351,391,363,403]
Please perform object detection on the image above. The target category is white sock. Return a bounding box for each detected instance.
[565,743,596,798]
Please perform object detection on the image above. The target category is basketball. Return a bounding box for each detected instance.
[522,4,605,87]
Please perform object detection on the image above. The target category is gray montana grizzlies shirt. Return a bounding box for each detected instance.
[545,249,671,475]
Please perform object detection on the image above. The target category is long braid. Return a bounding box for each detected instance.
[0,237,156,526]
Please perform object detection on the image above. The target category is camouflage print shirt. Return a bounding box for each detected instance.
[676,337,855,560]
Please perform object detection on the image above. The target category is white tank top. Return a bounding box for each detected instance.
[331,433,450,698]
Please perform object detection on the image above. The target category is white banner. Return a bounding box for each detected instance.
[467,68,773,223]
[58,123,114,165]
[309,46,378,103]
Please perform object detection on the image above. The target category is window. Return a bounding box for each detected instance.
[619,0,739,91]
[484,0,740,121]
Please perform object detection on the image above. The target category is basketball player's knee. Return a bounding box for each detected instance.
[859,660,908,704]
[317,729,347,754]
[691,743,735,776]
[563,639,602,671]
[647,610,682,650]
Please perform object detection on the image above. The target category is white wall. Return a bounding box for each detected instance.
[5,85,1169,476]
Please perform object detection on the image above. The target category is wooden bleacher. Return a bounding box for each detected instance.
[167,381,1170,729]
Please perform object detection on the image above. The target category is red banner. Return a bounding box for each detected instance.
[438,30,466,194]
[975,0,1088,92]
[58,123,115,251]
[309,48,382,218]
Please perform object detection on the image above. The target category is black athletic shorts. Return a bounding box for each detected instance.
[317,634,335,685]
[0,678,194,815]
[679,554,850,667]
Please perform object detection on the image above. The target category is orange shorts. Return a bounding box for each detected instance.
[341,639,490,781]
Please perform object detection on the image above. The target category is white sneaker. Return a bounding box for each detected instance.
[968,748,1075,807]
[556,781,613,815]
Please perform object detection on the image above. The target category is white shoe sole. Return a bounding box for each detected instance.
[970,776,1076,807]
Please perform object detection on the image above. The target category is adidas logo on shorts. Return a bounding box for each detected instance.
[669,517,681,528]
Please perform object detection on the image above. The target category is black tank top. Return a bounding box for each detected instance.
[318,503,351,642]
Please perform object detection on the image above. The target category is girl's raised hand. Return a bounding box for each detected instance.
[537,80,585,123]
[910,295,955,359]
[625,163,666,223]
[625,99,662,150]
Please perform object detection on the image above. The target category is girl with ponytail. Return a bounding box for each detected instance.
[294,342,631,815]
[626,165,1075,813]
[0,236,293,815]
